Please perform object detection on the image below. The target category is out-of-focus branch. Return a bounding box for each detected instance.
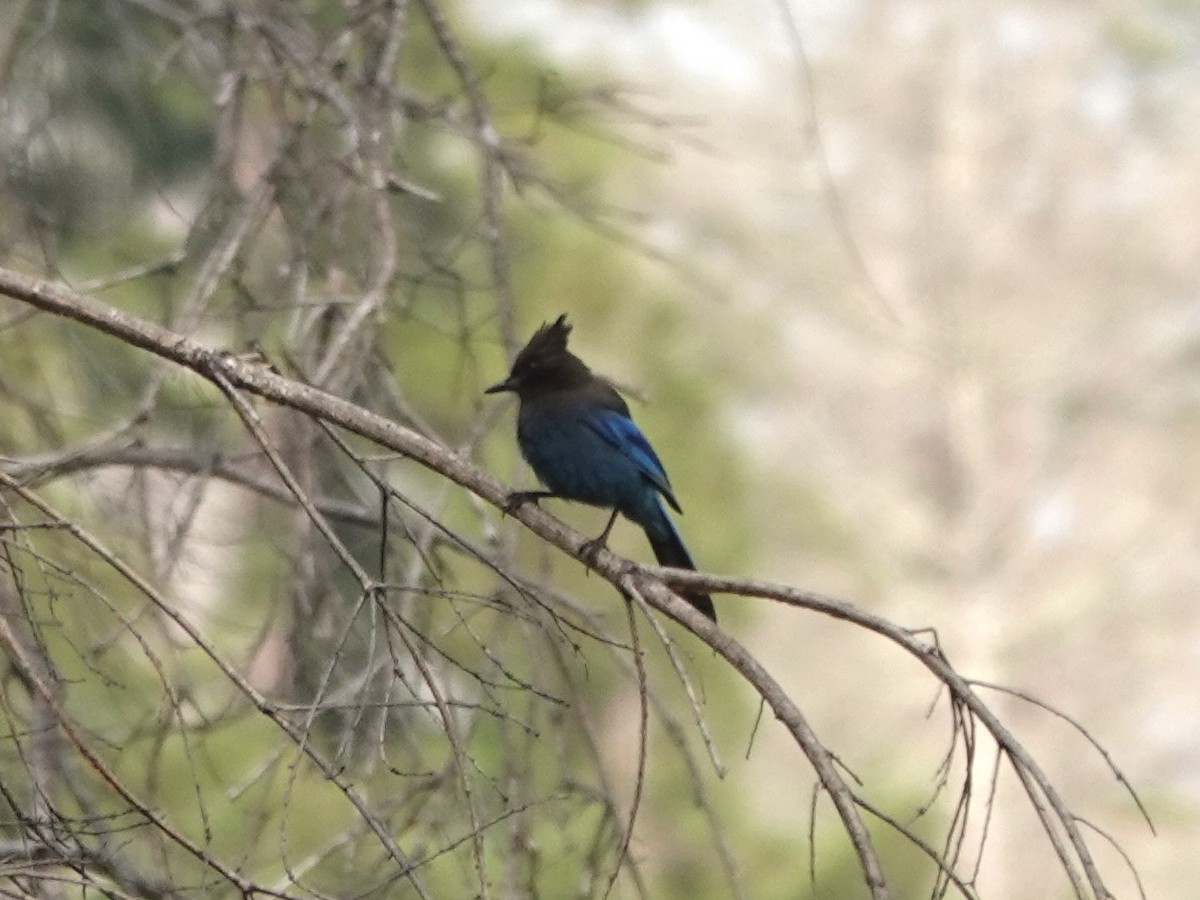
[0,586,268,898]
[414,0,519,357]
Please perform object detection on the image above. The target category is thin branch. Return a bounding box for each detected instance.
[967,679,1154,834]
[0,470,434,899]
[0,266,1144,898]
[414,0,518,355]
[601,594,649,900]
[619,574,891,899]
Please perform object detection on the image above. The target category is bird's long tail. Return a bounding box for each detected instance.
[642,508,716,622]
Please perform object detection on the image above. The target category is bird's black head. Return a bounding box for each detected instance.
[486,314,592,397]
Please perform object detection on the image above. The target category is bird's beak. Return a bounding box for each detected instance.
[484,375,516,394]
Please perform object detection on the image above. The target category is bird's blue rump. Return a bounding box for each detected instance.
[518,404,676,526]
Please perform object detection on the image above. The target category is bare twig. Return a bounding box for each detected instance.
[0,266,1145,898]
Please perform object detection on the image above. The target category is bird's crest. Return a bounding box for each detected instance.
[516,314,572,367]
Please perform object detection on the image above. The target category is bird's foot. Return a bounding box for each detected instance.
[503,490,551,516]
[579,536,608,565]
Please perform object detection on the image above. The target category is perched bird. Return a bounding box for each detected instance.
[486,315,716,622]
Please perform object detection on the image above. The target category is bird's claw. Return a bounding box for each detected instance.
[579,536,607,565]
[503,490,542,516]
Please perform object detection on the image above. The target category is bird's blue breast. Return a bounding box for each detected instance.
[517,403,671,529]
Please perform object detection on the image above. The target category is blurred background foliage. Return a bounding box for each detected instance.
[0,0,1194,897]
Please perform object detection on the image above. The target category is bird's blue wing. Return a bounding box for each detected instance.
[582,408,681,510]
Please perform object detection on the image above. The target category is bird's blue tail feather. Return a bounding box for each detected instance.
[643,505,716,621]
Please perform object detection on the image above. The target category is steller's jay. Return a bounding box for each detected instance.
[486,314,716,622]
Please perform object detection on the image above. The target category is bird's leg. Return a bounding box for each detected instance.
[580,509,620,564]
[503,489,558,516]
